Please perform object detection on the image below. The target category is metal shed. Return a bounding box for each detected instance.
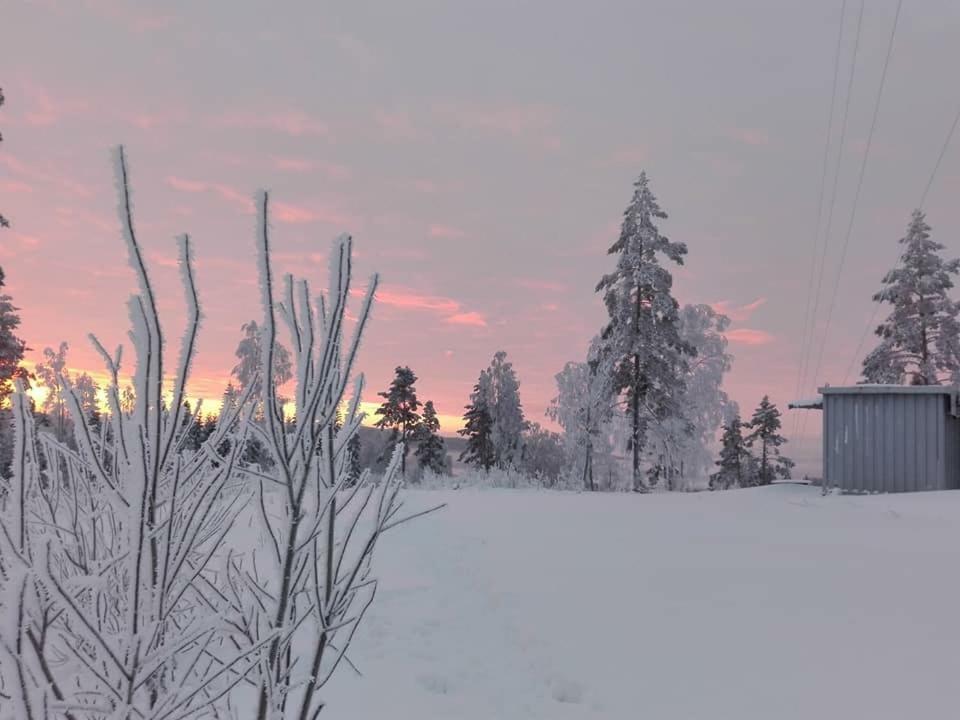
[816,385,960,493]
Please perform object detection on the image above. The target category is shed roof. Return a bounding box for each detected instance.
[818,384,959,396]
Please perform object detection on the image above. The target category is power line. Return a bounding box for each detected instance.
[802,0,903,423]
[790,0,848,438]
[842,96,960,384]
[794,0,865,443]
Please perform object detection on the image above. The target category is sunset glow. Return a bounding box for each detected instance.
[4,0,960,478]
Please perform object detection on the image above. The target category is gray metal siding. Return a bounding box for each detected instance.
[823,391,953,493]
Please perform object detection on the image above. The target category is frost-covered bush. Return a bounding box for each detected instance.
[0,148,433,720]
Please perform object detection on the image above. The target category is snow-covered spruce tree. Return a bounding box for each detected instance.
[459,370,496,472]
[374,366,422,477]
[710,414,751,490]
[0,147,262,720]
[414,399,448,476]
[596,172,694,491]
[486,351,527,469]
[0,265,28,479]
[745,396,793,485]
[546,337,616,491]
[345,431,362,486]
[861,210,960,385]
[0,267,28,401]
[240,193,441,720]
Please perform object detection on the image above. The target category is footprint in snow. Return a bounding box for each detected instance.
[549,676,584,705]
[418,673,452,695]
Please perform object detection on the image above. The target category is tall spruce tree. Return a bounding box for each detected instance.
[596,172,694,491]
[710,415,749,490]
[486,350,527,469]
[374,366,422,476]
[414,400,448,476]
[459,370,496,472]
[861,210,960,385]
[0,267,27,400]
[745,396,792,485]
[346,431,362,486]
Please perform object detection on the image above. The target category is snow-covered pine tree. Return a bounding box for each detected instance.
[347,429,362,485]
[710,414,750,490]
[0,267,27,400]
[459,370,496,471]
[861,210,960,385]
[414,399,448,476]
[374,365,422,476]
[596,172,694,491]
[486,350,527,469]
[745,396,793,485]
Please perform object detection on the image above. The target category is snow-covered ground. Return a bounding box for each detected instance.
[318,484,960,719]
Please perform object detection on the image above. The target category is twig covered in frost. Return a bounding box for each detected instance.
[0,149,438,720]
[0,147,257,720]
[239,192,440,720]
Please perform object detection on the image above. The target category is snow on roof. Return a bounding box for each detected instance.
[788,398,823,409]
[818,384,960,396]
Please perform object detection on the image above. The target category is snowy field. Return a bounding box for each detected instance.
[316,484,960,719]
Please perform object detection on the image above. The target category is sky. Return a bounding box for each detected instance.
[3,0,960,476]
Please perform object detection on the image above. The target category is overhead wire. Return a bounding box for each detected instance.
[842,96,960,385]
[800,0,903,446]
[790,0,848,437]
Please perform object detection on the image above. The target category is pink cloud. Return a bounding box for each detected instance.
[211,111,329,137]
[411,179,438,193]
[273,201,353,227]
[605,145,648,167]
[53,206,114,233]
[16,80,88,127]
[166,176,254,213]
[270,157,351,181]
[0,180,33,194]
[362,286,487,328]
[731,128,770,146]
[1,154,92,198]
[428,224,466,240]
[376,109,418,140]
[446,312,488,327]
[271,156,314,173]
[710,297,767,323]
[81,0,174,33]
[128,110,187,129]
[726,328,774,346]
[373,288,460,314]
[13,232,41,248]
[541,303,559,312]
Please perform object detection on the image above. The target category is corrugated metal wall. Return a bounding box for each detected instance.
[824,391,955,492]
